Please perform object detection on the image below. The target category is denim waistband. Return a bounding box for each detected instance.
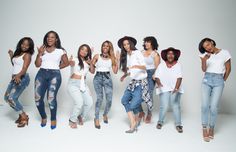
[95,71,110,79]
[39,68,60,72]
[203,72,224,87]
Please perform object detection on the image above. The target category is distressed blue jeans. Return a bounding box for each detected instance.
[35,68,61,121]
[93,72,113,120]
[201,72,224,128]
[4,73,30,112]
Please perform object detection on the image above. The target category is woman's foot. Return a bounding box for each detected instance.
[145,113,152,124]
[15,114,21,124]
[17,113,29,128]
[103,115,108,124]
[203,128,210,142]
[51,120,57,130]
[156,123,162,129]
[209,128,214,139]
[125,122,137,133]
[40,118,47,127]
[94,119,101,129]
[69,120,77,129]
[77,115,83,126]
[176,126,183,133]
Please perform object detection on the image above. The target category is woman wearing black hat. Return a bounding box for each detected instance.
[118,36,152,133]
[199,38,231,142]
[154,47,184,133]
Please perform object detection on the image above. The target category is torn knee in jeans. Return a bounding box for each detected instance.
[35,79,42,106]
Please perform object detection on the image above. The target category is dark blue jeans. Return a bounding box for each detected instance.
[35,68,62,121]
[4,73,30,112]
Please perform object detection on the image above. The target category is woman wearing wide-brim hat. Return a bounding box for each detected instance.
[154,47,184,133]
[118,36,152,133]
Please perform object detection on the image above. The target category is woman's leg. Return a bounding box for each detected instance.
[158,92,170,126]
[103,76,113,121]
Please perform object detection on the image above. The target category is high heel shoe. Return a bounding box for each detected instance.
[209,128,214,139]
[17,115,29,128]
[125,123,138,133]
[203,128,210,142]
[94,119,101,129]
[69,120,77,129]
[103,115,108,124]
[77,115,83,126]
[15,114,21,124]
[145,113,152,124]
[51,120,57,130]
[40,119,47,127]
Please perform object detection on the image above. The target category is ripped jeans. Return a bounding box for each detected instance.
[4,73,30,112]
[35,68,61,121]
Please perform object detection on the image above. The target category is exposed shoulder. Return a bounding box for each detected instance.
[152,51,159,57]
[93,54,99,59]
[23,53,32,60]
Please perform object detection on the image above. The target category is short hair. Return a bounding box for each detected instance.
[198,38,216,54]
[143,36,158,50]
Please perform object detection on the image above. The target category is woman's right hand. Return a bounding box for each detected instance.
[8,49,13,58]
[69,55,75,66]
[202,53,211,60]
[37,45,45,55]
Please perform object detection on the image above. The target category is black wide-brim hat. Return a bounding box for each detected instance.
[161,47,181,61]
[118,36,137,48]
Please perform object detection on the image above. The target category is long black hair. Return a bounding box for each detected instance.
[143,36,159,50]
[119,40,137,72]
[43,30,64,50]
[198,38,216,54]
[77,44,92,69]
[11,37,35,61]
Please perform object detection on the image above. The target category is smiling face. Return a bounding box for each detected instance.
[102,42,110,54]
[21,39,30,52]
[203,41,215,53]
[123,40,131,52]
[167,51,175,63]
[79,46,89,58]
[144,41,152,50]
[46,32,57,47]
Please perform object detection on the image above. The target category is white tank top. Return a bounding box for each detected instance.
[95,55,112,72]
[71,59,90,76]
[143,51,156,70]
[41,48,66,70]
[12,53,25,74]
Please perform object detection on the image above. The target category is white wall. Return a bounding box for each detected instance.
[0,0,235,115]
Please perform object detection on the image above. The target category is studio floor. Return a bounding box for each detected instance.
[0,104,235,152]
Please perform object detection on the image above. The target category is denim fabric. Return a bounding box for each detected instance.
[201,72,224,128]
[67,79,93,122]
[121,84,143,114]
[93,72,113,119]
[4,73,30,112]
[158,92,182,126]
[35,68,62,121]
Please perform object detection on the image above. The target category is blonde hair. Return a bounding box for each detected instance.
[101,40,116,66]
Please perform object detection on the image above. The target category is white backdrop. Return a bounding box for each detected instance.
[0,0,235,115]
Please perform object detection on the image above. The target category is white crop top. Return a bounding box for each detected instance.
[95,55,112,72]
[199,49,231,74]
[12,53,25,74]
[41,48,66,70]
[71,58,90,76]
[142,51,157,70]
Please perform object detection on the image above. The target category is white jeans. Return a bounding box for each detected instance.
[67,79,93,122]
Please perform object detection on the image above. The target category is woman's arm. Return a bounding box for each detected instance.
[35,45,45,68]
[90,54,99,74]
[173,78,182,93]
[13,54,31,84]
[200,53,210,72]
[224,59,231,81]
[59,54,69,69]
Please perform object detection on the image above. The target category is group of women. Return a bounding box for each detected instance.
[4,31,231,142]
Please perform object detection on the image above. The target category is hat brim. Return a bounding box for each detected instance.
[118,36,137,48]
[161,47,181,61]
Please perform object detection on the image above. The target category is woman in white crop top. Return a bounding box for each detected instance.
[34,31,69,130]
[198,38,231,142]
[90,40,118,129]
[138,36,160,123]
[4,37,34,128]
[67,44,93,129]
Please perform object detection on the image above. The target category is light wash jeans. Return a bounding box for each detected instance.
[68,78,93,123]
[4,73,30,112]
[158,92,182,126]
[201,72,224,128]
[93,72,113,120]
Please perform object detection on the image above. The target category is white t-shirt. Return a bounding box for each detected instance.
[41,48,66,70]
[127,50,147,80]
[95,55,112,72]
[70,58,90,76]
[154,62,184,94]
[12,53,25,74]
[199,49,231,74]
